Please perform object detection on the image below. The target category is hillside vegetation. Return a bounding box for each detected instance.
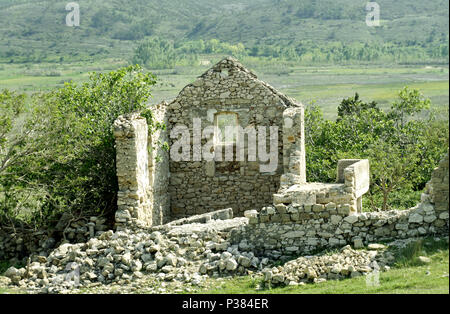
[0,0,448,65]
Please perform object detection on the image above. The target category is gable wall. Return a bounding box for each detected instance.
[167,59,292,218]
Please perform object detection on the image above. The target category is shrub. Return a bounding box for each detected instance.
[0,65,157,228]
[305,88,449,211]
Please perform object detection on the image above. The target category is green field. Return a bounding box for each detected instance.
[199,262,448,294]
[1,61,447,119]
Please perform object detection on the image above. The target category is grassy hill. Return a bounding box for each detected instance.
[0,0,448,64]
[0,1,448,113]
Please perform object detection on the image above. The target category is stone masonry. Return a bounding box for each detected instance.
[423,151,449,214]
[231,151,449,258]
[167,58,303,219]
[114,57,305,226]
[114,103,170,228]
[113,57,448,258]
[1,59,448,293]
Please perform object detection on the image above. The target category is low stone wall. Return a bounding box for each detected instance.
[269,159,369,221]
[0,230,54,262]
[0,217,108,262]
[231,153,449,259]
[152,208,234,232]
[231,202,448,259]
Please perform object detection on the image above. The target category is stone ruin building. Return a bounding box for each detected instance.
[113,57,370,229]
[0,58,447,292]
[113,57,448,257]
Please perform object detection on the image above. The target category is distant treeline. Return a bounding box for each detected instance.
[1,37,448,67]
[130,38,449,69]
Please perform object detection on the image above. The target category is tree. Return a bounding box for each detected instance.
[0,90,54,226]
[305,87,448,211]
[0,66,157,228]
[389,87,431,130]
[132,38,181,69]
[366,141,417,211]
[0,90,26,173]
[337,93,379,121]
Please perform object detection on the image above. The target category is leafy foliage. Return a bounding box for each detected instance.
[305,88,449,211]
[0,65,157,228]
[132,38,199,69]
[337,92,378,120]
[129,37,448,69]
[0,90,53,225]
[0,0,447,65]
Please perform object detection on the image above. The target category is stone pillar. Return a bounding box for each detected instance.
[113,113,152,228]
[147,103,171,226]
[280,105,306,187]
[340,159,370,214]
[423,151,449,221]
[356,197,363,213]
[431,152,449,212]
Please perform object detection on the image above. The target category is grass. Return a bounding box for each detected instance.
[260,65,449,119]
[0,59,128,92]
[1,61,448,120]
[200,263,448,294]
[0,287,22,294]
[199,238,449,294]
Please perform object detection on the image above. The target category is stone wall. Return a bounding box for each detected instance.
[269,159,370,222]
[113,107,170,228]
[148,103,171,226]
[231,153,449,258]
[0,216,108,262]
[112,57,306,225]
[338,159,370,212]
[424,151,449,214]
[280,107,306,187]
[114,113,151,227]
[167,57,303,219]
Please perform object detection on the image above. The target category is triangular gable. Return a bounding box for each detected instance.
[169,57,301,109]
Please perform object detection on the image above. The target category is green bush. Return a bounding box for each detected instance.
[0,65,157,228]
[305,87,449,211]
